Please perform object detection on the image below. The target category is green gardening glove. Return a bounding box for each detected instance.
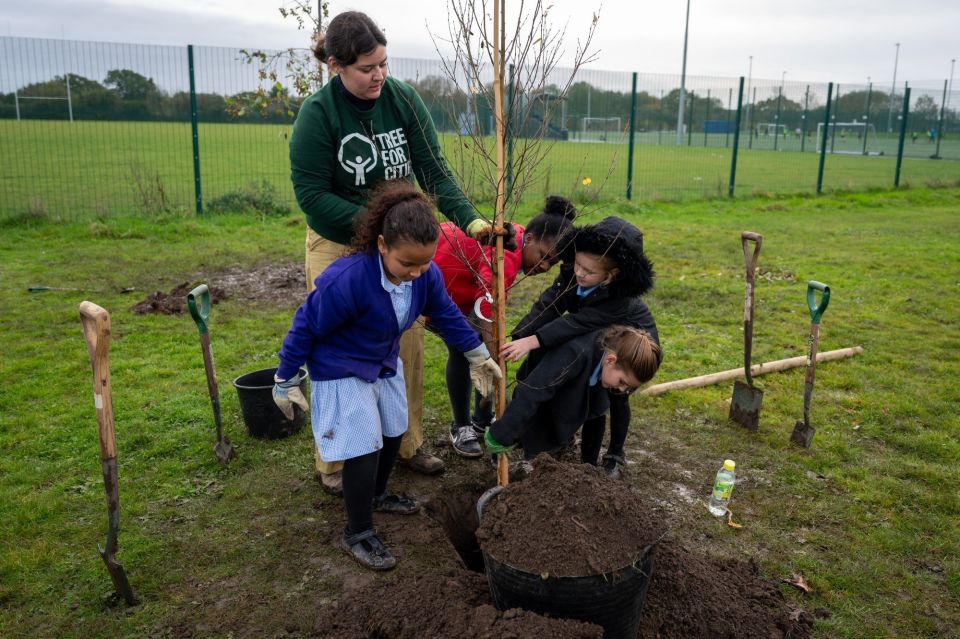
[484,429,515,455]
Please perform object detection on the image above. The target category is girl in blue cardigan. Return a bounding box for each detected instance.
[272,181,501,571]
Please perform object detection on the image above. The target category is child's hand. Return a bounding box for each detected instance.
[469,357,502,398]
[501,335,540,362]
[273,373,309,420]
[484,429,515,454]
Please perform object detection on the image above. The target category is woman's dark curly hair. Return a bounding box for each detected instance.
[350,181,439,254]
[312,11,387,66]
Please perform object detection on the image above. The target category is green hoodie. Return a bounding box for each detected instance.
[290,75,478,244]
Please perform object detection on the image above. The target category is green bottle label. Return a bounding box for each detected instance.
[712,479,733,500]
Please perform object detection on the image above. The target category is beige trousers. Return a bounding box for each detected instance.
[305,228,424,474]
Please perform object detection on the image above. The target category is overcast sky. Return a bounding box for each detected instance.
[2,0,958,89]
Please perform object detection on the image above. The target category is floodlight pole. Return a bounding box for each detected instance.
[676,0,691,146]
[947,59,956,113]
[887,42,900,133]
[746,56,753,145]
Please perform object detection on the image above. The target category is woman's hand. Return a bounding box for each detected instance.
[500,335,540,362]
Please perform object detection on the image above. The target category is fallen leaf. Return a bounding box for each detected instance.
[783,572,812,593]
[727,511,743,529]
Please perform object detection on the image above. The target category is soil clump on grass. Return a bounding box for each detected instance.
[130,262,304,314]
[131,281,226,315]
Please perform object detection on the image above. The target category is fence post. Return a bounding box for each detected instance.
[894,86,911,186]
[862,82,873,155]
[933,79,947,159]
[801,85,810,152]
[626,72,638,200]
[728,76,744,198]
[187,45,202,215]
[816,82,833,194]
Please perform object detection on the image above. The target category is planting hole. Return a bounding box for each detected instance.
[424,482,487,573]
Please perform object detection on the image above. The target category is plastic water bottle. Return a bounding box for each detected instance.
[708,459,736,516]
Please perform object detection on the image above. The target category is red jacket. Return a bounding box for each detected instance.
[433,221,525,317]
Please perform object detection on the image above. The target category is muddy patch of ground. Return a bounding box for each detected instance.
[131,263,304,314]
[146,348,816,639]
[155,442,815,639]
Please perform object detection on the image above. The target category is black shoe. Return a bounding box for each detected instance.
[372,492,420,515]
[450,425,483,458]
[340,528,396,571]
[602,453,625,479]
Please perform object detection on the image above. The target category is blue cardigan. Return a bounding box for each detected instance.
[277,251,481,382]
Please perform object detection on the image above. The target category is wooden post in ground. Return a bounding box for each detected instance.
[492,0,509,487]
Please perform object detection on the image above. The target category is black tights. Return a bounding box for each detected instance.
[580,393,632,465]
[445,341,494,426]
[341,434,403,535]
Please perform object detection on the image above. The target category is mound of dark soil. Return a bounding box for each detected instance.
[476,454,668,576]
[312,571,602,638]
[473,455,813,638]
[638,541,814,638]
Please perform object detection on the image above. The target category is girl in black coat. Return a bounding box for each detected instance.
[486,325,660,458]
[500,216,661,475]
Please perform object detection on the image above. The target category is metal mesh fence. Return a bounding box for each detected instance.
[1,36,958,221]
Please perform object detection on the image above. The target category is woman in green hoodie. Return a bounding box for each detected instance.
[290,11,495,495]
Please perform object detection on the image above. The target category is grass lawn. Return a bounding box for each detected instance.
[1,187,958,638]
[1,120,958,222]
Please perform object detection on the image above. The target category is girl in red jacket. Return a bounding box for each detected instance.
[432,196,576,457]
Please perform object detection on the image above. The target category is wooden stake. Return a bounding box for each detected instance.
[641,346,864,397]
[492,0,509,487]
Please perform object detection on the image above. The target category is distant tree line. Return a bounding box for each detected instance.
[1,70,954,135]
[0,70,300,123]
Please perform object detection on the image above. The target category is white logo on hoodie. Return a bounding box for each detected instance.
[337,132,378,186]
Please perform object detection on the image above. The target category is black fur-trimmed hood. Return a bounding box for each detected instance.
[573,216,654,297]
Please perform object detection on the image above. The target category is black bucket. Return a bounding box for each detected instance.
[477,486,656,639]
[232,367,308,439]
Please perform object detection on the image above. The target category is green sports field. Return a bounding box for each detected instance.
[1,187,958,637]
[1,119,958,222]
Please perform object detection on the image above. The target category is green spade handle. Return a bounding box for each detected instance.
[806,281,831,325]
[187,284,210,334]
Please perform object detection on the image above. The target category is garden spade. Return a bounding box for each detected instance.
[79,301,139,606]
[187,284,235,464]
[730,231,764,430]
[790,281,831,448]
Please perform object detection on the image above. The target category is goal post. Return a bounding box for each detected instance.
[756,122,788,137]
[580,116,623,142]
[816,121,880,155]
